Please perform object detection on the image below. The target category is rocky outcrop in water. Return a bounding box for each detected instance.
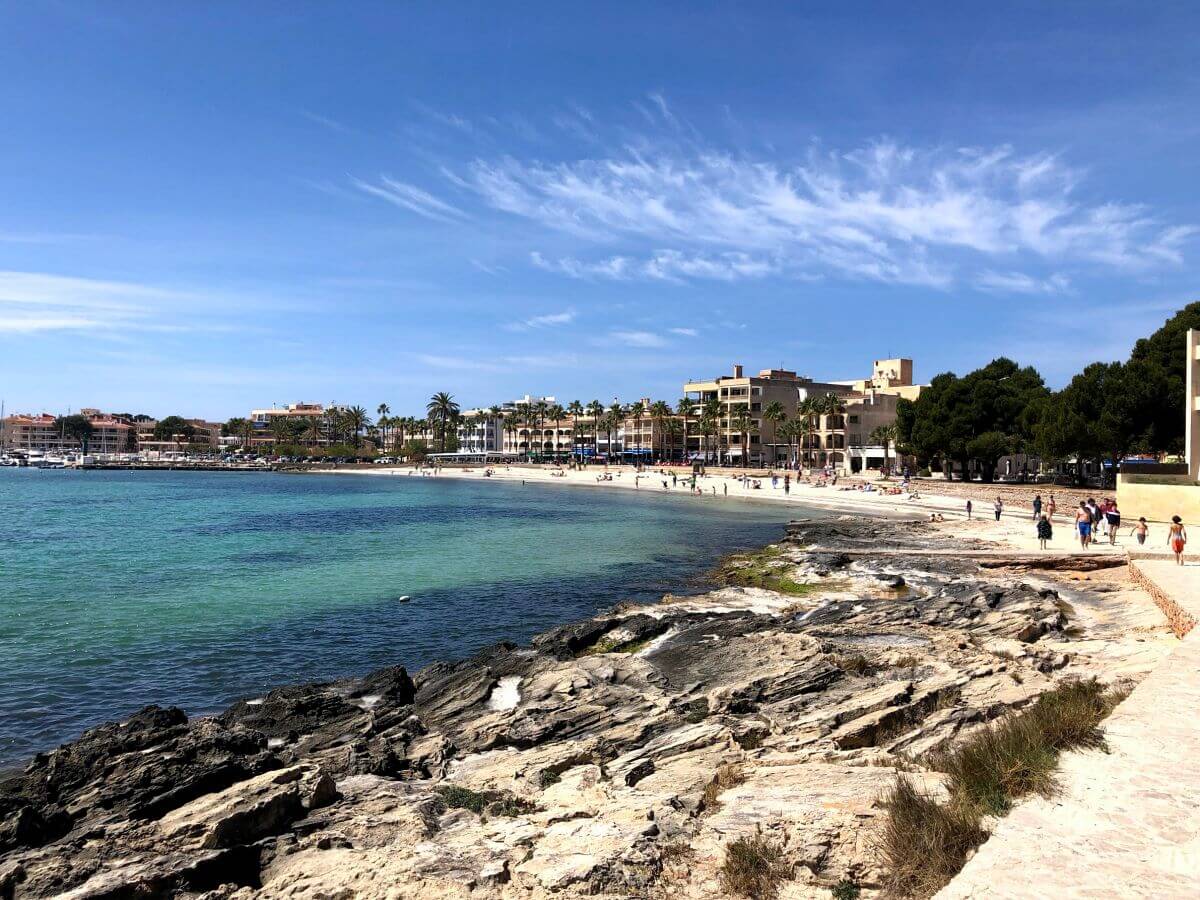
[0,517,1157,899]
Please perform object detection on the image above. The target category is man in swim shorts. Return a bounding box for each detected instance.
[1076,502,1092,549]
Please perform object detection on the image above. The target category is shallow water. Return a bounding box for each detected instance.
[0,469,796,767]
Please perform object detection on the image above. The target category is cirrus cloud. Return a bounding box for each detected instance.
[457,138,1193,287]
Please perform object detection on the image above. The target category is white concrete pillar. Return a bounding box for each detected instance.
[1189,329,1200,482]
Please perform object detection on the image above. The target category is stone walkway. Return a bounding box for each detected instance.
[937,560,1200,899]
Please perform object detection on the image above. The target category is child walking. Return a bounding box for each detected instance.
[1036,514,1052,550]
[1168,516,1187,565]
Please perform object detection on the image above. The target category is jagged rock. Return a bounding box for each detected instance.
[0,518,1163,900]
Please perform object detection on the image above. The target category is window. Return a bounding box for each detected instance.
[848,415,859,424]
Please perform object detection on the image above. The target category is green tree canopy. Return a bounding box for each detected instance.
[55,414,95,451]
[1124,301,1200,453]
[903,358,1048,481]
[153,416,195,442]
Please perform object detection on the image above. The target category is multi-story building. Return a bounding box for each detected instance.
[455,409,504,454]
[683,365,853,466]
[136,418,222,454]
[248,402,331,447]
[2,413,65,452]
[2,410,135,454]
[830,358,924,402]
[617,399,686,461]
[683,359,925,471]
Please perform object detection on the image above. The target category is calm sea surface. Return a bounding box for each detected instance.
[0,469,795,768]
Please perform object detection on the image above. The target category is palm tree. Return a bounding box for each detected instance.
[425,392,459,453]
[586,400,604,464]
[626,400,645,461]
[376,404,391,450]
[223,417,248,448]
[729,406,753,467]
[268,417,292,448]
[344,406,370,449]
[548,404,567,460]
[702,398,722,464]
[303,416,322,448]
[649,400,672,461]
[534,400,550,460]
[780,419,801,468]
[763,401,787,467]
[513,402,532,460]
[567,400,584,461]
[796,396,818,469]
[664,417,684,462]
[820,393,846,471]
[676,397,696,462]
[605,402,624,465]
[871,423,899,476]
[487,406,503,454]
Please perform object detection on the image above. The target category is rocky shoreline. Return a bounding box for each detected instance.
[0,517,1168,899]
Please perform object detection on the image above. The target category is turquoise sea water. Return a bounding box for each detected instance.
[0,469,793,767]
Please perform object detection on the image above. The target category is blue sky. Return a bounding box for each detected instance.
[2,2,1198,420]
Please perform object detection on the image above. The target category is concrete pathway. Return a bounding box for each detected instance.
[937,560,1200,899]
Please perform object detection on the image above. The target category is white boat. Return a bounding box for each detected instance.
[26,451,66,469]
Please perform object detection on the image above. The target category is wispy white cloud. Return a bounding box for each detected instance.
[504,308,577,331]
[975,270,1071,295]
[0,271,266,338]
[352,175,466,222]
[670,327,699,337]
[299,109,354,134]
[0,314,105,334]
[531,250,779,283]
[609,329,667,348]
[411,101,474,133]
[454,138,1193,288]
[416,351,577,371]
[469,258,507,275]
[0,231,99,244]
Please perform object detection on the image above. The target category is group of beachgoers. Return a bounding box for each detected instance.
[956,492,1188,562]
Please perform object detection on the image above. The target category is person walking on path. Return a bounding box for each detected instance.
[993,497,1004,521]
[1032,494,1042,520]
[784,474,790,495]
[1168,516,1187,565]
[1130,517,1149,546]
[1037,514,1053,550]
[1076,502,1093,549]
[1047,494,1056,522]
[1105,502,1122,545]
[966,499,973,520]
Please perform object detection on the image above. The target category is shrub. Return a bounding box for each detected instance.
[928,677,1118,816]
[701,762,745,811]
[719,833,792,899]
[879,777,987,898]
[879,678,1129,896]
[434,784,536,818]
[832,880,862,900]
[834,654,876,676]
